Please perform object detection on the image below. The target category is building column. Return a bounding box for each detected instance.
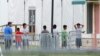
[99,3,100,34]
[92,4,97,48]
[84,3,87,34]
[92,3,100,48]
[94,4,100,34]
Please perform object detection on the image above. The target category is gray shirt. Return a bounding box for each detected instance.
[76,27,82,38]
[41,30,49,33]
[41,30,50,48]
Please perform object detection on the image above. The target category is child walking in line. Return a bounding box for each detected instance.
[22,23,29,48]
[41,25,50,49]
[53,24,59,49]
[15,28,23,50]
[74,23,84,48]
[61,25,68,48]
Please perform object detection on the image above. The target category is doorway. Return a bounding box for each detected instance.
[29,9,35,33]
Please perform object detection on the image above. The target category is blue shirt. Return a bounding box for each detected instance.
[4,26,12,40]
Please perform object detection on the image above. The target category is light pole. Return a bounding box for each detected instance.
[7,0,9,22]
[41,0,43,31]
[51,0,54,33]
[24,0,26,23]
[61,0,63,31]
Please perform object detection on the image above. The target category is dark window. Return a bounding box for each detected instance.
[29,10,35,33]
[87,3,93,33]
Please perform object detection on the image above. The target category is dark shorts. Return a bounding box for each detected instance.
[62,41,67,47]
[76,38,82,47]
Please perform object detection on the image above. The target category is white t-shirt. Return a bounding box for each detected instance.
[53,29,60,48]
[53,29,59,37]
[22,28,29,39]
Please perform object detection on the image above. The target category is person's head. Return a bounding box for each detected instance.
[76,23,81,28]
[63,25,67,30]
[53,24,57,29]
[16,28,20,31]
[8,22,12,27]
[23,23,27,28]
[43,25,46,30]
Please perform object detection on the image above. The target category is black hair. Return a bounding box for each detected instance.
[53,24,57,29]
[8,22,12,25]
[43,25,46,30]
[16,28,20,31]
[76,23,81,26]
[23,23,27,26]
[63,25,67,29]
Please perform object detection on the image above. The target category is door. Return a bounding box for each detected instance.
[29,10,35,33]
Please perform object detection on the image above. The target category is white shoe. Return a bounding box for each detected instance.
[18,47,21,51]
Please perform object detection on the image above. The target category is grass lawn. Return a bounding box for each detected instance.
[2,49,100,56]
[0,44,100,56]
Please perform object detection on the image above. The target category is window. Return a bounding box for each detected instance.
[87,3,93,34]
[29,9,35,33]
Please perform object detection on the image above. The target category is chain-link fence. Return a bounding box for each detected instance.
[0,31,100,56]
[0,32,100,50]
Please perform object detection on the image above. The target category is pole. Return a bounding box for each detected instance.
[82,5,84,25]
[41,0,43,32]
[51,0,54,33]
[61,0,63,31]
[24,0,25,23]
[73,5,74,30]
[7,0,9,22]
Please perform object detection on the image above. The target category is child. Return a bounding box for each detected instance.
[53,24,59,48]
[74,23,84,48]
[15,28,23,50]
[22,23,29,48]
[41,25,50,49]
[61,25,68,48]
[4,22,12,50]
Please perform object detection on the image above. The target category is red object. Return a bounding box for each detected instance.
[16,31,23,42]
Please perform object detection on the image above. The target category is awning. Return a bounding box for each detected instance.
[72,0,86,5]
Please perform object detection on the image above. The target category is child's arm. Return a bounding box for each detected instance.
[81,24,84,33]
[74,25,77,29]
[82,25,84,28]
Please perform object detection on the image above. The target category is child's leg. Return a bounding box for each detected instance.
[8,39,12,49]
[76,38,81,48]
[5,39,8,49]
[79,38,82,48]
[76,38,78,48]
[22,39,25,48]
[62,41,66,48]
[64,41,67,47]
[19,42,22,48]
[16,41,18,48]
[62,41,64,48]
[18,42,21,48]
[26,39,29,48]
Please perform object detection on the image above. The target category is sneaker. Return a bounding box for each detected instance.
[18,47,21,51]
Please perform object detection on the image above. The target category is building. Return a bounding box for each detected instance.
[0,0,100,48]
[0,0,85,34]
[72,0,100,48]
